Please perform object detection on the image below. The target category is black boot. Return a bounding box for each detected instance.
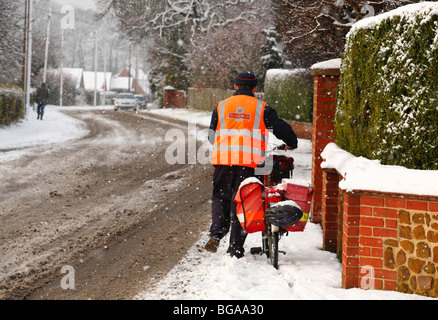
[204,236,220,253]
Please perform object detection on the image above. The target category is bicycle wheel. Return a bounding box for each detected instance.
[262,231,269,258]
[268,230,279,269]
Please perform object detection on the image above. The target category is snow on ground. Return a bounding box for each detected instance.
[136,227,432,300]
[148,107,212,127]
[134,116,432,300]
[0,105,92,163]
[0,105,434,300]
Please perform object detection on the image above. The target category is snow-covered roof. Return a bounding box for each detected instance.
[112,67,150,94]
[82,71,112,91]
[48,68,84,89]
[133,68,148,81]
[62,68,83,89]
[321,143,438,197]
[115,67,148,80]
[109,77,134,91]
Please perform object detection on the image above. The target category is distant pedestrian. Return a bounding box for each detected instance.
[35,83,49,120]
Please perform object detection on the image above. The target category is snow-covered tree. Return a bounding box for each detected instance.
[98,0,272,39]
[98,0,272,91]
[0,1,24,85]
[258,27,285,89]
[163,26,191,90]
[273,0,422,68]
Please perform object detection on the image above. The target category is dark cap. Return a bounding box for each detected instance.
[235,72,258,87]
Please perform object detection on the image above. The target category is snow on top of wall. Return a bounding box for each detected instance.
[348,2,438,37]
[311,58,342,71]
[0,87,23,96]
[321,143,438,197]
[265,68,308,81]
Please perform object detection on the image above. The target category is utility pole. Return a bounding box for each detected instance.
[103,48,107,106]
[22,0,28,99]
[135,47,139,94]
[60,29,64,107]
[43,8,51,84]
[94,31,98,107]
[25,0,34,113]
[128,45,131,93]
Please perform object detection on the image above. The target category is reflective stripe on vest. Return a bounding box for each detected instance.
[212,95,268,168]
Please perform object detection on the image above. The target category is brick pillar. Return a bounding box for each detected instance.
[342,192,361,289]
[164,87,186,108]
[358,194,398,291]
[310,60,340,223]
[322,169,340,252]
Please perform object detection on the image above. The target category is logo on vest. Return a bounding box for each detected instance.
[228,107,251,122]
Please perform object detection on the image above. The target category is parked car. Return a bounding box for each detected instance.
[134,95,146,109]
[114,93,137,111]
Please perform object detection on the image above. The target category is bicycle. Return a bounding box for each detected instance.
[235,146,313,269]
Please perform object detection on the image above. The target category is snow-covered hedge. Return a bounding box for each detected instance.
[264,69,313,122]
[0,86,24,126]
[336,2,438,170]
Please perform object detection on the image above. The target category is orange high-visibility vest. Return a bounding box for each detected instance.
[212,95,269,168]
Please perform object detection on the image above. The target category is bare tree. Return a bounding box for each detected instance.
[273,0,422,68]
[98,0,272,90]
[190,19,266,89]
[98,0,271,39]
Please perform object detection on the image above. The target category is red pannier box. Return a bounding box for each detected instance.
[281,180,313,232]
[234,178,266,234]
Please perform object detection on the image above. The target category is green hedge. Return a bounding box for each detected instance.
[0,86,24,126]
[264,69,313,122]
[336,3,438,170]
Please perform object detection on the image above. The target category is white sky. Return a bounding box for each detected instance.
[52,0,96,11]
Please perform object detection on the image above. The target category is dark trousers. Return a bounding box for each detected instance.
[210,165,259,254]
[37,103,46,118]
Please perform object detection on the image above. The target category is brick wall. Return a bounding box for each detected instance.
[163,88,186,109]
[310,64,340,223]
[321,166,438,297]
[312,58,438,297]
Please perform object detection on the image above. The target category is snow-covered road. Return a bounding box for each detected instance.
[0,105,433,300]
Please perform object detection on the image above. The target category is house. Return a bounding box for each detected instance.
[47,67,84,89]
[109,76,134,93]
[62,68,83,89]
[110,67,150,95]
[81,71,112,92]
[46,66,151,103]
